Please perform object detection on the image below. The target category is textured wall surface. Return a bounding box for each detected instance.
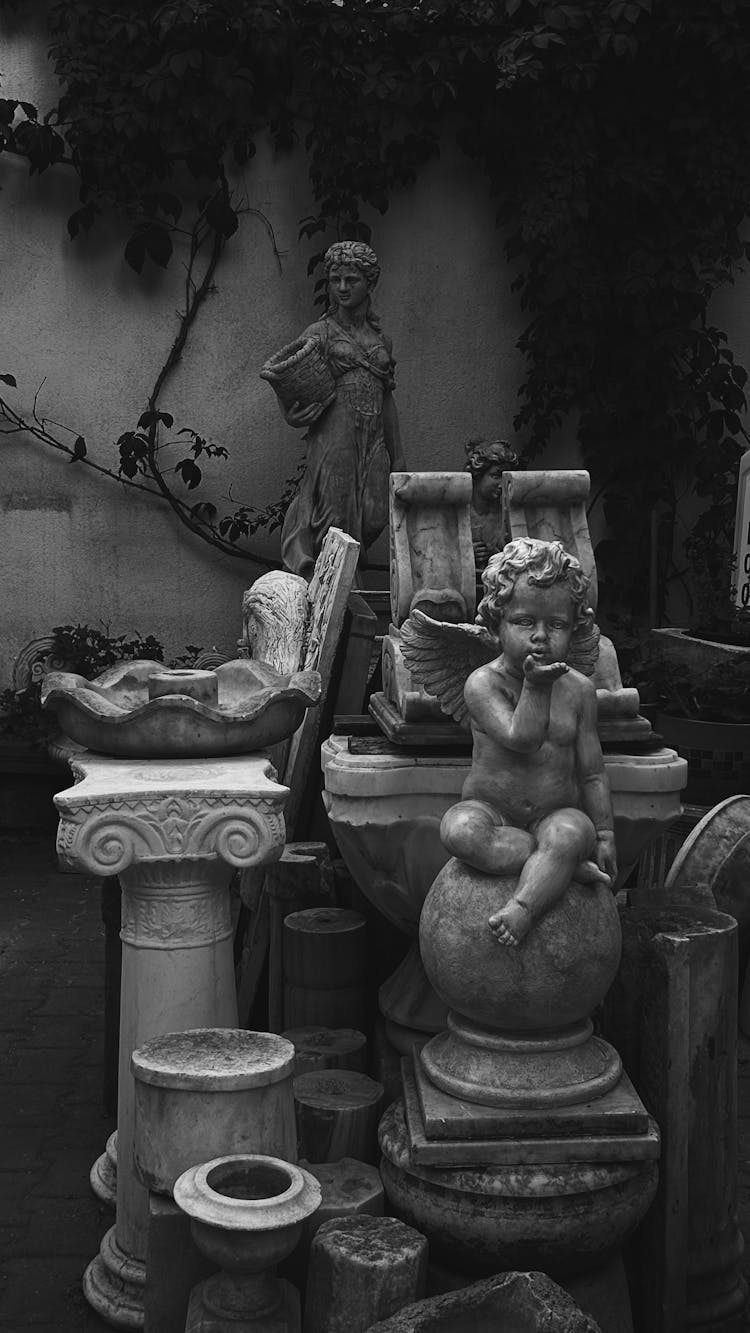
[4,17,745,678]
[0,19,536,679]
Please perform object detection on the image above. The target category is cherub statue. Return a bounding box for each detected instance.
[400,537,617,948]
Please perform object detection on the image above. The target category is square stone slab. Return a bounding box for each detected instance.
[403,1060,659,1167]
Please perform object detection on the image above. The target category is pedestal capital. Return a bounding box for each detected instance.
[54,753,288,876]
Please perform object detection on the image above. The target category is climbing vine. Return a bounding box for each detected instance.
[1,1,750,611]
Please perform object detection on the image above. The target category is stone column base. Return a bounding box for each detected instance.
[83,1226,146,1329]
[420,1013,622,1110]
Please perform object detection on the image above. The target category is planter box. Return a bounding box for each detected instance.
[651,626,750,682]
[656,713,750,806]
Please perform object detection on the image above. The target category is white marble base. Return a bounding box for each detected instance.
[54,753,289,1330]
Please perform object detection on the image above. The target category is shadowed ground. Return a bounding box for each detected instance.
[1,830,750,1330]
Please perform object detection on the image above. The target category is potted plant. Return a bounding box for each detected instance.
[0,625,215,827]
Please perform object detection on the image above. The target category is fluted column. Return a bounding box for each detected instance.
[54,754,288,1330]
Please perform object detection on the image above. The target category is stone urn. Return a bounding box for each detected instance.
[174,1154,321,1331]
[418,860,623,1108]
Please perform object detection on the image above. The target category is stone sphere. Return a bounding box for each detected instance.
[419,859,621,1031]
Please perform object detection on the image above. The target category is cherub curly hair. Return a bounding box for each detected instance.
[476,538,595,638]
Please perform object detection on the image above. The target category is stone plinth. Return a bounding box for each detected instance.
[53,752,288,1329]
[322,735,687,1045]
[379,1100,657,1281]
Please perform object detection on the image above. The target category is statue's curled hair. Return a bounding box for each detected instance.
[464,437,520,478]
[323,241,381,329]
[324,241,380,287]
[476,538,594,638]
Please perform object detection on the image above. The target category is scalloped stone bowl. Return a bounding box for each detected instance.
[40,659,321,758]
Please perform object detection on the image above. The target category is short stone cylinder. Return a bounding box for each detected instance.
[131,1028,297,1195]
[283,908,368,1031]
[305,1214,428,1333]
[281,1027,367,1076]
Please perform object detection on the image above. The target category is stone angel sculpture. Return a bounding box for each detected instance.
[400,537,617,947]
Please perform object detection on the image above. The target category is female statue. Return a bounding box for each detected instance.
[274,241,404,578]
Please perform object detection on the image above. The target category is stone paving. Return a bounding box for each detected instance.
[0,834,114,1331]
[2,828,750,1330]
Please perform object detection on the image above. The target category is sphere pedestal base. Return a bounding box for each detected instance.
[83,1226,146,1329]
[379,1100,658,1280]
[421,1013,622,1109]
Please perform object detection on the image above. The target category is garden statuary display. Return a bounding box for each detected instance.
[261,241,404,578]
[464,436,521,573]
[324,470,687,1055]
[376,537,659,1319]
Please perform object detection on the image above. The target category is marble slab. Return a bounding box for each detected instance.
[411,1053,650,1140]
[369,693,470,749]
[403,1060,659,1167]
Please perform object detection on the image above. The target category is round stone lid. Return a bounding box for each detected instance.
[131,1029,295,1090]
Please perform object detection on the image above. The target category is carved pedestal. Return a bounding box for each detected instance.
[54,754,288,1330]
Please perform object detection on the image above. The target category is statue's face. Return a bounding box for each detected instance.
[474,463,505,504]
[499,575,574,672]
[329,263,369,312]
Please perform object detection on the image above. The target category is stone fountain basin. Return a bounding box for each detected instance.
[41,659,321,758]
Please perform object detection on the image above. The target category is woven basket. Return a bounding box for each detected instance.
[260,336,336,411]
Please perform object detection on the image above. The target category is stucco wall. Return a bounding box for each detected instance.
[3,17,746,683]
[0,16,549,682]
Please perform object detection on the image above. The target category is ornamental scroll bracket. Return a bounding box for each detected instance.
[56,793,286,877]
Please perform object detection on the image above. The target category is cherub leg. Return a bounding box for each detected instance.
[489,807,600,948]
[440,800,533,875]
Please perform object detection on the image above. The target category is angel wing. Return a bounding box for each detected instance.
[400,609,497,729]
[567,621,600,677]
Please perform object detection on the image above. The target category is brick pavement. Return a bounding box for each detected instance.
[2,829,750,1330]
[0,833,114,1331]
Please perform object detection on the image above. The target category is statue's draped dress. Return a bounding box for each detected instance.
[280,315,396,577]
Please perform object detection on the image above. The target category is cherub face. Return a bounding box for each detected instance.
[498,575,575,675]
[474,464,505,505]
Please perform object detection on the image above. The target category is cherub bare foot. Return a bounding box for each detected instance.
[574,859,612,887]
[488,897,533,948]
